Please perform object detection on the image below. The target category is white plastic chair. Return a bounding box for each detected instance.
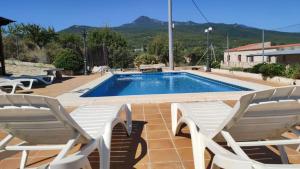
[172,86,300,169]
[0,81,24,94]
[2,77,37,90]
[0,94,132,169]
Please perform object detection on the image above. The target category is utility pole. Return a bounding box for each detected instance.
[262,29,265,62]
[168,0,174,70]
[0,28,5,75]
[227,33,229,56]
[16,34,19,60]
[205,27,213,72]
[82,30,88,75]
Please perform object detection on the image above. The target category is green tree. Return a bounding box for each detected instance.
[58,33,82,55]
[45,41,63,63]
[54,49,83,71]
[22,24,57,48]
[147,35,168,64]
[88,28,133,68]
[173,41,185,65]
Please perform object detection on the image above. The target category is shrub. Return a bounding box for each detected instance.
[243,68,252,72]
[53,49,83,71]
[211,61,221,69]
[229,67,244,72]
[134,53,159,67]
[286,64,300,79]
[250,63,266,73]
[258,63,285,78]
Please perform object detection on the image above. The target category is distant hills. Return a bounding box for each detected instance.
[60,16,300,50]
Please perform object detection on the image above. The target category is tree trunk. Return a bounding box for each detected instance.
[0,28,6,75]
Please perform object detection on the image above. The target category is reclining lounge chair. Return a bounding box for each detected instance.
[20,75,55,85]
[172,86,300,169]
[0,94,132,169]
[1,77,37,90]
[0,81,24,94]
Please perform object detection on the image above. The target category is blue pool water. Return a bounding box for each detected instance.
[82,72,251,97]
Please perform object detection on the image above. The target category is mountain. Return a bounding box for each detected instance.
[60,16,300,50]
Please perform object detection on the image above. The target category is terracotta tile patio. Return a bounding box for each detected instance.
[0,74,300,169]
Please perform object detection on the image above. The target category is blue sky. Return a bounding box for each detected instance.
[1,0,300,31]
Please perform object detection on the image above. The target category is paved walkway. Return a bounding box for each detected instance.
[208,71,285,87]
[17,73,101,97]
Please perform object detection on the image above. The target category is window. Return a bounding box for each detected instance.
[227,55,230,61]
[266,56,271,62]
[282,55,286,62]
[249,56,254,62]
[238,55,242,62]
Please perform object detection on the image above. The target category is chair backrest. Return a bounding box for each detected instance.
[224,86,300,141]
[0,94,92,144]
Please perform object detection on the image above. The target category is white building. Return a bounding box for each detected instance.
[222,42,300,68]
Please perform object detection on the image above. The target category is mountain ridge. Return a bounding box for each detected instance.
[59,16,300,49]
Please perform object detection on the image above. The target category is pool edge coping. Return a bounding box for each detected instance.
[57,70,272,107]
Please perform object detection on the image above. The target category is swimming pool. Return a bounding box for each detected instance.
[82,72,251,97]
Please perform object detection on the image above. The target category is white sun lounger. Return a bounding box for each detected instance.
[1,77,37,90]
[0,94,132,169]
[172,86,300,169]
[196,131,300,169]
[0,81,24,94]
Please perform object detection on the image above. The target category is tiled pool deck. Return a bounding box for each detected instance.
[0,72,299,169]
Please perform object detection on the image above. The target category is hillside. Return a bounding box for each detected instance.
[60,16,300,50]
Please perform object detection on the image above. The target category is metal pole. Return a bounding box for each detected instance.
[205,31,211,72]
[83,30,87,75]
[227,33,230,64]
[168,0,174,70]
[227,33,229,56]
[16,35,19,60]
[262,29,265,62]
[0,27,6,75]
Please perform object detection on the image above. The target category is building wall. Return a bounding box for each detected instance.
[223,49,276,68]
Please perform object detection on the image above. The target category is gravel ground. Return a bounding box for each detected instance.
[5,60,55,76]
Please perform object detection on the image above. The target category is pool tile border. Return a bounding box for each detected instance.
[57,70,272,107]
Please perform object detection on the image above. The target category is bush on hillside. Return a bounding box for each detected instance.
[53,49,83,71]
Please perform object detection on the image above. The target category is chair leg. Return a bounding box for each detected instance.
[176,118,205,169]
[171,103,179,135]
[28,80,34,89]
[20,150,28,169]
[192,126,205,169]
[125,104,132,136]
[277,145,289,164]
[83,157,92,169]
[10,85,17,94]
[99,129,112,169]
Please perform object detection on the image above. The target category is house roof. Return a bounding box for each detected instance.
[227,42,300,52]
[247,49,300,57]
[0,17,14,26]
